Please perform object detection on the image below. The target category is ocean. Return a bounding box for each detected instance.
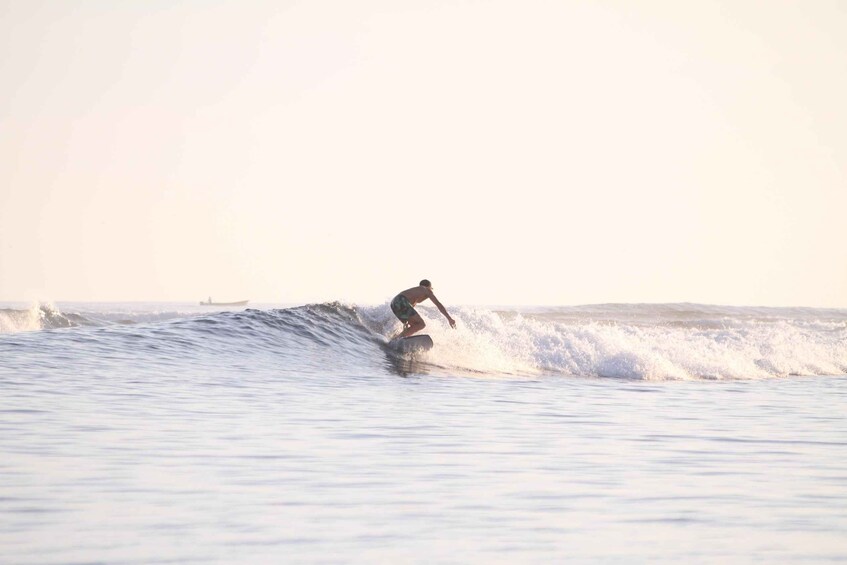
[1,301,846,563]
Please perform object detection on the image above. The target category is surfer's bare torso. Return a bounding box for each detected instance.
[399,285,436,307]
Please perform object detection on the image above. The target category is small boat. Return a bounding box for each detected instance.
[199,298,249,306]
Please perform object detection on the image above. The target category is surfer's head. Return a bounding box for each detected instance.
[419,279,432,289]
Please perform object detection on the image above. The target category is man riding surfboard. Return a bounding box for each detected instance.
[390,279,456,339]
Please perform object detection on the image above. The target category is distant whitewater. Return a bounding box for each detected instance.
[2,301,845,381]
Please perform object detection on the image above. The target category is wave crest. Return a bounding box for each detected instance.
[0,303,82,332]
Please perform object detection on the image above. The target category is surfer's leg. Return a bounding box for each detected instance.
[398,314,425,338]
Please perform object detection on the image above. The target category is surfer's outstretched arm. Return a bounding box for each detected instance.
[427,291,456,329]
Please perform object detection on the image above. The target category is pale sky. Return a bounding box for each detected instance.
[1,0,845,307]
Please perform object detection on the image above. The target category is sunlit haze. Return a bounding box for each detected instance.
[2,0,845,307]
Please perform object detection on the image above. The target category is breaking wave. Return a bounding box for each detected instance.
[2,301,846,381]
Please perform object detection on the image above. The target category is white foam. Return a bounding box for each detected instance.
[0,302,63,333]
[359,303,847,380]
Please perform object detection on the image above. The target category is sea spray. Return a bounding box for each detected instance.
[361,303,847,380]
[0,302,78,332]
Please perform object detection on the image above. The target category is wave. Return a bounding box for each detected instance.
[0,302,220,332]
[2,301,846,381]
[0,303,90,332]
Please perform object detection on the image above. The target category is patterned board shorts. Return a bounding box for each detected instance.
[390,294,418,321]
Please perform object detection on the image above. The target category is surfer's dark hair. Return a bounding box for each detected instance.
[420,279,432,288]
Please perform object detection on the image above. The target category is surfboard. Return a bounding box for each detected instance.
[389,334,434,353]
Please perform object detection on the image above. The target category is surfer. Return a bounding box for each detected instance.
[390,279,456,338]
